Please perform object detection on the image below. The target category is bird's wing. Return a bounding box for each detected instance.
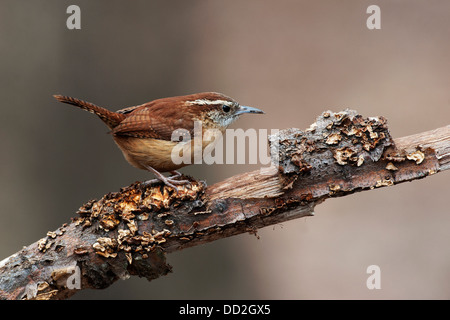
[111,106,194,141]
[115,105,141,114]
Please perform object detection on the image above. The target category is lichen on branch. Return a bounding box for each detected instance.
[0,109,448,300]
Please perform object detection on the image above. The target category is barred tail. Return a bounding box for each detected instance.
[53,95,125,129]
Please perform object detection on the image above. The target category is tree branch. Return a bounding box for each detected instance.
[0,110,449,300]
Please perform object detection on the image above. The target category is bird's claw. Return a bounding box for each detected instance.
[142,170,190,193]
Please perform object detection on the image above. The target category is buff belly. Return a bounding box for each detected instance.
[113,136,197,172]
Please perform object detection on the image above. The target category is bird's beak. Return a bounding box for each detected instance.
[235,105,265,116]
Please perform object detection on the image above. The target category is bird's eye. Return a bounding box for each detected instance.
[222,104,231,113]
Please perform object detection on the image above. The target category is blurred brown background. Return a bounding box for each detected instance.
[1,0,449,299]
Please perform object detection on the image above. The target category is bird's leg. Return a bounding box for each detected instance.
[170,170,207,187]
[142,166,190,191]
[168,170,183,179]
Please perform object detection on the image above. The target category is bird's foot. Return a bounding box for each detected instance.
[141,167,190,192]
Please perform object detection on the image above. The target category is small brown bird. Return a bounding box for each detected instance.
[53,92,264,189]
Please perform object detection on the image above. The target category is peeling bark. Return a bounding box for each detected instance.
[0,110,449,300]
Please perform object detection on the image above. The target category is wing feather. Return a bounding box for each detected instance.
[111,106,194,141]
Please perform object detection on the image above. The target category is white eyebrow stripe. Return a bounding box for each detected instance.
[186,99,234,106]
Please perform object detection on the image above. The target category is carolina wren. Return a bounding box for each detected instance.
[53,92,264,189]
